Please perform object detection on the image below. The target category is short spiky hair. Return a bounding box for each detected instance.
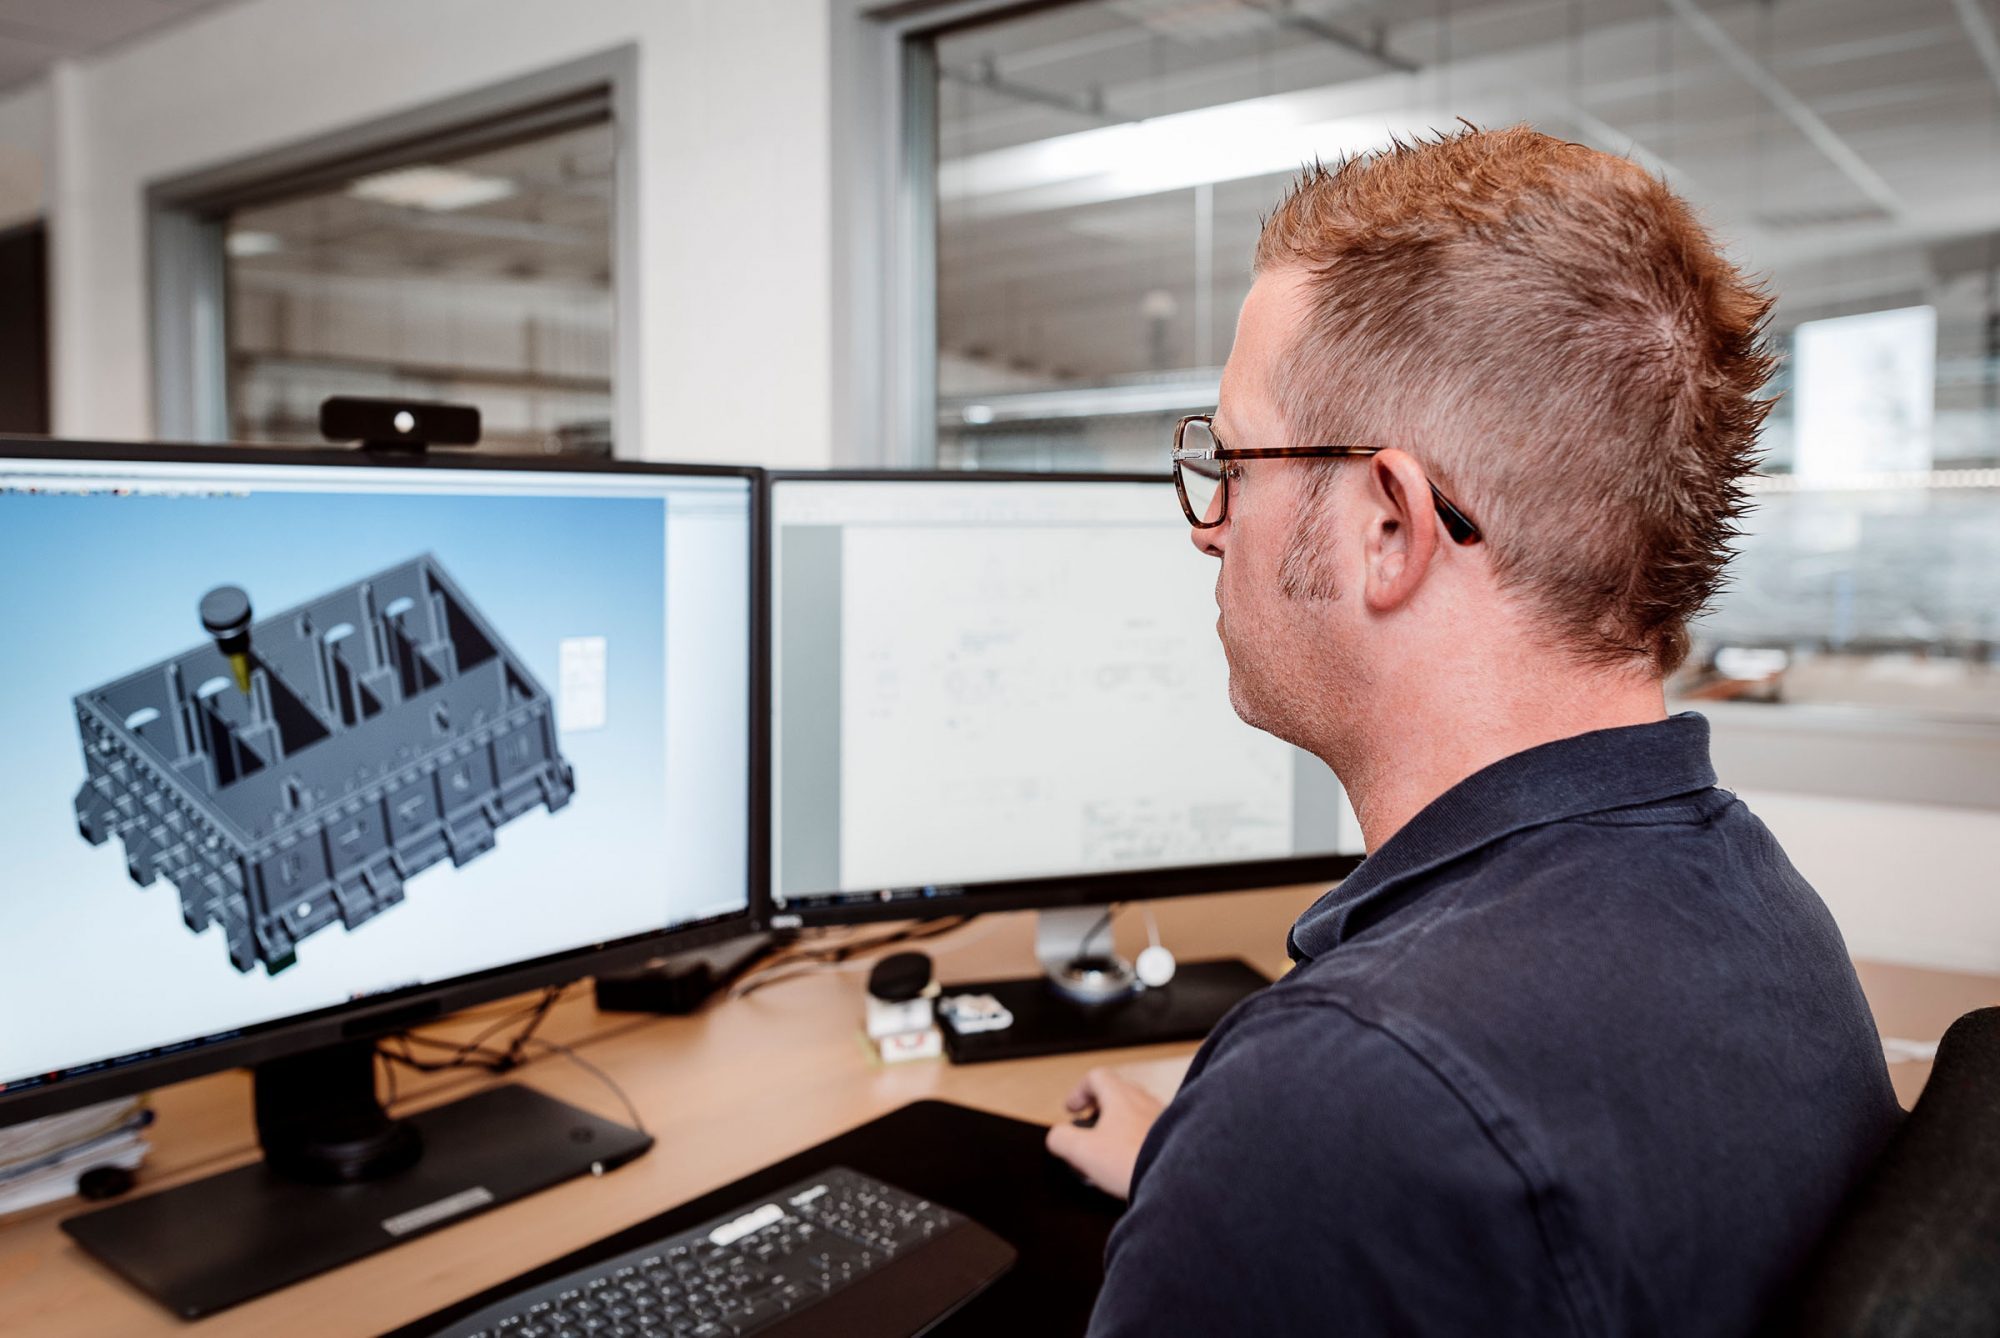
[1256,125,1774,674]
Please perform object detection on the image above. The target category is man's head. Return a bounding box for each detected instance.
[1198,125,1772,763]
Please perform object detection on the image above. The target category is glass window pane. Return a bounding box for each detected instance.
[225,118,613,455]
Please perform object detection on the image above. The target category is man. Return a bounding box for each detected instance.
[1046,126,1900,1336]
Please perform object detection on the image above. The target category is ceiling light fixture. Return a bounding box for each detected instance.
[348,165,519,212]
[224,230,283,258]
[939,80,1459,215]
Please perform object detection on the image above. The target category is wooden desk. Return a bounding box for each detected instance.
[1,885,1990,1336]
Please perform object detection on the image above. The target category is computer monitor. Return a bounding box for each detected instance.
[767,472,1363,1052]
[0,438,763,1315]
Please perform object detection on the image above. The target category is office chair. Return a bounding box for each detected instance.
[1777,1007,2000,1337]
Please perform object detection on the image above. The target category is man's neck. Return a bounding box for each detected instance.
[1334,663,1669,854]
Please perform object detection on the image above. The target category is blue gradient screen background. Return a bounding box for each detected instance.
[0,467,751,1089]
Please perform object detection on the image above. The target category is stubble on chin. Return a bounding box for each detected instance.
[1226,668,1283,739]
[1219,624,1281,738]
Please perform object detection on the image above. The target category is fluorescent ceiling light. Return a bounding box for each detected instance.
[940,79,1463,216]
[224,230,282,258]
[348,165,518,212]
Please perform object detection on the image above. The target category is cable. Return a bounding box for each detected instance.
[525,1036,649,1137]
[378,986,565,1077]
[728,916,998,1001]
[758,918,973,970]
[1073,905,1118,961]
[734,917,974,984]
[730,959,876,1001]
[391,990,556,1072]
[374,991,650,1137]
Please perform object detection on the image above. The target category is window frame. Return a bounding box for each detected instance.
[146,47,636,452]
[832,0,1071,470]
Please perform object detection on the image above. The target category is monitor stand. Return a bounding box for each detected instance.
[60,1039,652,1319]
[937,905,1271,1064]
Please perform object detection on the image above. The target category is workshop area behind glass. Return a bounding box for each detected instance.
[930,0,2000,720]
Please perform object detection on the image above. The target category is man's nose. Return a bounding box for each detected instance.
[1190,508,1226,558]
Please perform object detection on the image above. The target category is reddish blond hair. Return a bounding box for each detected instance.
[1256,125,1774,674]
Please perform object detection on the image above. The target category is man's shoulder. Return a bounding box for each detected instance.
[1320,784,1820,976]
[1287,788,1848,1023]
[1469,782,1763,893]
[1255,781,1876,1165]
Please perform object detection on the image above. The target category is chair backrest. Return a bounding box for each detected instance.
[1777,1006,2000,1337]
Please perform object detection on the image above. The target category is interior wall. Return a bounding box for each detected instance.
[18,0,834,468]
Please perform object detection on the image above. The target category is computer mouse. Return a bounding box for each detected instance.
[78,1165,136,1201]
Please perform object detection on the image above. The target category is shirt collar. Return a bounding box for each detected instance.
[1288,712,1719,962]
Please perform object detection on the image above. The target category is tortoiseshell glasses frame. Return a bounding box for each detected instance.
[1171,413,1482,545]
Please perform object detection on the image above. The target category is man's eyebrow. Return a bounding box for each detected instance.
[1208,415,1234,450]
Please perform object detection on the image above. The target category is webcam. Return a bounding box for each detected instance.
[319,396,481,453]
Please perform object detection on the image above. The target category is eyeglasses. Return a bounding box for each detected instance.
[1171,414,1482,545]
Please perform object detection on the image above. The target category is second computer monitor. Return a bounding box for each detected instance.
[769,472,1363,927]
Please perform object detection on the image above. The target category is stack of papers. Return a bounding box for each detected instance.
[0,1096,152,1218]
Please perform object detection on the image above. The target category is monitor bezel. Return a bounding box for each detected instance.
[0,436,771,1126]
[764,468,1362,928]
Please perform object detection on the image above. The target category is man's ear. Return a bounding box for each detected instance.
[1361,449,1441,613]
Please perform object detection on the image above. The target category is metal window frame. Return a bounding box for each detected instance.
[831,1,1076,469]
[147,47,638,451]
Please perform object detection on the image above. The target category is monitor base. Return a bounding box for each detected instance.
[1047,953,1138,1002]
[61,1083,651,1319]
[253,1039,423,1184]
[1035,905,1138,1003]
[938,958,1269,1064]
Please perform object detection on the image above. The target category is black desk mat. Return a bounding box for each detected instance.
[940,959,1268,1063]
[388,1099,1124,1337]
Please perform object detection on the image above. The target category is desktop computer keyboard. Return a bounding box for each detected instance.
[432,1167,1017,1338]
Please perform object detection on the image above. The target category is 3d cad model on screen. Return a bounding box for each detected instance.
[70,554,576,975]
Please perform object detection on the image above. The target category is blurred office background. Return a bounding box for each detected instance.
[923,0,2000,719]
[0,0,1995,969]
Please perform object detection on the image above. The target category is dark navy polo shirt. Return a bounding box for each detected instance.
[1088,714,1901,1337]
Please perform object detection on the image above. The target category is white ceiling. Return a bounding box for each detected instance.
[0,0,239,93]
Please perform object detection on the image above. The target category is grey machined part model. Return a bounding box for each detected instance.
[71,554,577,974]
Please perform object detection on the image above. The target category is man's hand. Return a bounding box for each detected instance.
[1045,1066,1164,1200]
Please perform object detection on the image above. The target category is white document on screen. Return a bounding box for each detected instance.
[837,522,1294,891]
